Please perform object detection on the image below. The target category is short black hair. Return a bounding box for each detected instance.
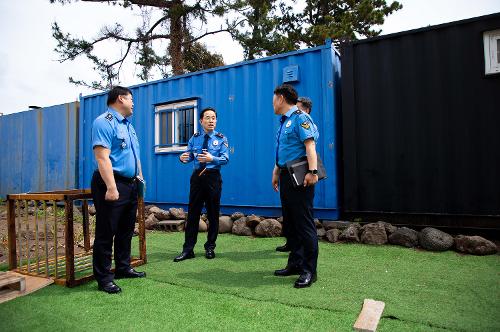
[274,84,298,105]
[200,107,217,119]
[107,86,132,106]
[297,97,313,113]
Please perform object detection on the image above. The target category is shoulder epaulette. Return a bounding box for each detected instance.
[215,132,224,138]
[194,132,201,137]
[293,110,303,115]
[105,113,113,121]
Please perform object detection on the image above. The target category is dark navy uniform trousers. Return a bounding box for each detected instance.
[91,171,137,284]
[279,169,318,274]
[183,169,222,252]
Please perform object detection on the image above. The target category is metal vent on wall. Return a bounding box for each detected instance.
[283,65,299,83]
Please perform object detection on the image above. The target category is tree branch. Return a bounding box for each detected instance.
[110,41,133,71]
[104,31,171,42]
[80,0,174,8]
[184,18,246,46]
[182,28,228,45]
[145,14,169,35]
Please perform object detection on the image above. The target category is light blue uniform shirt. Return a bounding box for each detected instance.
[92,107,141,178]
[276,106,319,167]
[183,130,229,170]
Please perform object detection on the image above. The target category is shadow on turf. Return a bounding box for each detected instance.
[143,250,296,288]
[175,268,287,288]
[219,249,285,262]
[146,249,284,263]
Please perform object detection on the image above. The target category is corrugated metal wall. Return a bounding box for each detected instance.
[340,13,500,227]
[0,102,79,197]
[80,42,340,219]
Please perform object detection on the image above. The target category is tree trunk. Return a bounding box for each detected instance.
[169,2,184,75]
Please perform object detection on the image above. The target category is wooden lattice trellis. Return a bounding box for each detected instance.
[7,189,146,287]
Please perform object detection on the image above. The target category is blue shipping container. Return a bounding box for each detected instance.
[80,41,341,219]
[0,102,79,197]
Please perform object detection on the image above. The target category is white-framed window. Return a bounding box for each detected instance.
[154,99,198,153]
[483,29,500,75]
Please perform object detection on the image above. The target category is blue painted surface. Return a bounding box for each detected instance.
[0,103,79,197]
[80,41,341,218]
[283,65,300,83]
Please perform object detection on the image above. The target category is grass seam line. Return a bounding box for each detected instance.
[147,276,343,314]
[144,277,464,331]
[380,315,463,332]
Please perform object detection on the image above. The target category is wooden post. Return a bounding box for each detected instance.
[53,201,58,278]
[16,202,22,270]
[24,201,30,273]
[34,202,40,274]
[138,197,147,263]
[82,200,90,251]
[43,201,49,278]
[64,198,75,287]
[7,197,17,270]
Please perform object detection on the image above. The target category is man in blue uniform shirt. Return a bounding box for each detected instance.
[174,107,229,262]
[297,96,313,115]
[276,96,315,253]
[91,86,145,294]
[271,84,320,288]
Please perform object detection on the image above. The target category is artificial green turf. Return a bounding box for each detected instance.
[0,232,498,331]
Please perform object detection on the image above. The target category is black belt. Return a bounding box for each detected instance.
[113,172,136,183]
[194,168,220,174]
[278,167,290,176]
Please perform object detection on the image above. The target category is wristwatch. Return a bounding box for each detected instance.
[307,169,318,175]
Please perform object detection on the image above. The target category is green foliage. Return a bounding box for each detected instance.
[1,233,498,331]
[183,41,225,72]
[229,0,299,60]
[56,207,65,219]
[300,0,403,47]
[231,0,402,60]
[135,39,166,82]
[50,0,402,86]
[50,0,230,89]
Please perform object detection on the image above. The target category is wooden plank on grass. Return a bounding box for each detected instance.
[353,299,385,332]
[0,272,53,304]
[0,272,26,292]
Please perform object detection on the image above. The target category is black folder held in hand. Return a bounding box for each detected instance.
[286,155,327,187]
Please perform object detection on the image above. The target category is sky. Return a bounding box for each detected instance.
[0,0,499,115]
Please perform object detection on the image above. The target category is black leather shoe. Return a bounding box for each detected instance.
[205,249,215,259]
[98,281,122,294]
[274,266,301,277]
[115,268,146,279]
[294,272,317,288]
[173,251,195,262]
[275,244,290,252]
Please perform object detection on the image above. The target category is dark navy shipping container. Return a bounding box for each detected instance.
[0,102,79,198]
[80,41,341,219]
[340,13,500,228]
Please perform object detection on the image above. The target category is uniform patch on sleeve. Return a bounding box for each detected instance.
[300,121,311,130]
[105,113,113,121]
[194,132,201,137]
